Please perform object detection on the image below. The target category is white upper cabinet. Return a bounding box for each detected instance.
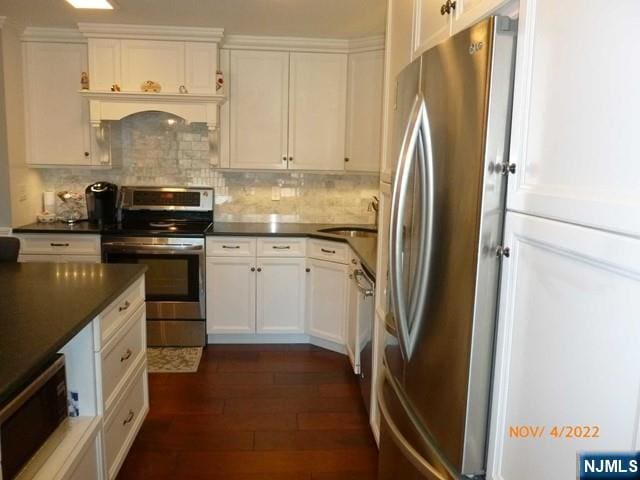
[288,52,347,171]
[412,0,510,58]
[507,0,640,237]
[345,50,384,172]
[413,0,451,57]
[120,40,185,92]
[23,41,96,166]
[380,0,415,182]
[85,38,218,94]
[487,212,640,480]
[229,50,289,169]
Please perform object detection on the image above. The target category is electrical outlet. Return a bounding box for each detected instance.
[271,187,281,201]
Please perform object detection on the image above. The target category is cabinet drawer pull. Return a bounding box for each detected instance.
[272,245,291,250]
[222,245,240,249]
[123,409,135,426]
[118,300,131,312]
[321,248,336,254]
[120,348,132,362]
[50,243,70,247]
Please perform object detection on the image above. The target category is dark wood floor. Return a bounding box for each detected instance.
[117,344,379,480]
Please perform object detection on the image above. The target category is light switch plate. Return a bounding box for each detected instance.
[271,187,281,201]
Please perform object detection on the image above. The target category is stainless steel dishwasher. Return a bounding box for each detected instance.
[353,264,375,415]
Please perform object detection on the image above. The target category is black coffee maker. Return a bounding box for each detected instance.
[85,182,118,225]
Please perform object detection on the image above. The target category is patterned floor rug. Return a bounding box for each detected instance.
[147,347,203,373]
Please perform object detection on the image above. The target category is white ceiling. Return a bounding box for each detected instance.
[1,0,387,38]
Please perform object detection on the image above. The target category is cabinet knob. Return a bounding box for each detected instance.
[441,0,456,14]
[288,156,293,163]
[251,267,256,272]
[282,156,287,163]
[257,267,262,272]
[499,161,517,175]
[344,157,350,163]
[305,268,311,273]
[496,245,511,258]
[84,151,90,157]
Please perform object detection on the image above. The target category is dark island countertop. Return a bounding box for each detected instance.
[13,220,101,234]
[206,222,378,277]
[0,263,146,408]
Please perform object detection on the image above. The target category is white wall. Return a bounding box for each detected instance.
[0,18,42,227]
[0,30,11,227]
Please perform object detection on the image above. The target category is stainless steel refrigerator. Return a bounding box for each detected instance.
[378,17,517,480]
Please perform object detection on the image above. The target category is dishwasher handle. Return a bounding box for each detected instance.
[353,269,374,297]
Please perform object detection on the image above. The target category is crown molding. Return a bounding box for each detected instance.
[222,34,349,53]
[222,34,384,54]
[78,23,224,42]
[21,27,86,43]
[348,35,385,53]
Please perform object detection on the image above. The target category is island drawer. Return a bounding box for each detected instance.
[206,237,256,257]
[98,303,146,414]
[104,360,148,480]
[94,276,145,350]
[17,234,101,256]
[308,239,350,264]
[257,238,306,257]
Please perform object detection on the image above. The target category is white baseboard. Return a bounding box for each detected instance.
[0,227,12,236]
[206,333,346,355]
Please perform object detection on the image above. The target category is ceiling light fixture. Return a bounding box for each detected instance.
[65,0,115,9]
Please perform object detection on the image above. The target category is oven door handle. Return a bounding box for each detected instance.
[102,242,203,252]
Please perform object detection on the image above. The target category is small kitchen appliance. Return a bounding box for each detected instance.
[101,186,214,347]
[85,182,118,226]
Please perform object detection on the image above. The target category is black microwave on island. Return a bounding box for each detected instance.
[0,355,68,480]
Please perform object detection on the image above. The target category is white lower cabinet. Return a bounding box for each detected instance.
[206,257,256,333]
[256,257,306,333]
[487,212,640,480]
[16,234,102,264]
[206,237,307,334]
[305,257,349,344]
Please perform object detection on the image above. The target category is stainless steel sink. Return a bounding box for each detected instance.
[318,227,378,238]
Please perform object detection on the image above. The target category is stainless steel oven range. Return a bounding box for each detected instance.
[101,186,213,347]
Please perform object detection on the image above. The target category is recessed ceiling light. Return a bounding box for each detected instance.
[65,0,115,9]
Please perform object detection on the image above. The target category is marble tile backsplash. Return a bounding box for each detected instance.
[38,112,380,224]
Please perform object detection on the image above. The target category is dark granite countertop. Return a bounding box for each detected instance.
[206,222,378,277]
[13,220,101,234]
[0,263,146,408]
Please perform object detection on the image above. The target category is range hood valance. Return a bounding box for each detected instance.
[78,90,226,130]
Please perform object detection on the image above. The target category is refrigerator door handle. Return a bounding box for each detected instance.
[389,93,433,360]
[377,371,448,480]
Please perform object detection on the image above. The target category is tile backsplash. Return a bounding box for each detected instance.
[38,112,380,224]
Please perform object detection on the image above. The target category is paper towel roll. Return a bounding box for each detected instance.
[43,191,56,213]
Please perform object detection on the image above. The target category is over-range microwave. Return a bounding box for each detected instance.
[0,355,68,479]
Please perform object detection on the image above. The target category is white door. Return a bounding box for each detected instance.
[229,50,290,170]
[305,258,348,344]
[256,257,306,333]
[206,257,256,334]
[507,0,640,237]
[288,52,347,171]
[380,0,416,182]
[345,50,384,172]
[120,40,185,92]
[23,42,91,166]
[413,0,451,58]
[487,212,640,480]
[451,0,511,35]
